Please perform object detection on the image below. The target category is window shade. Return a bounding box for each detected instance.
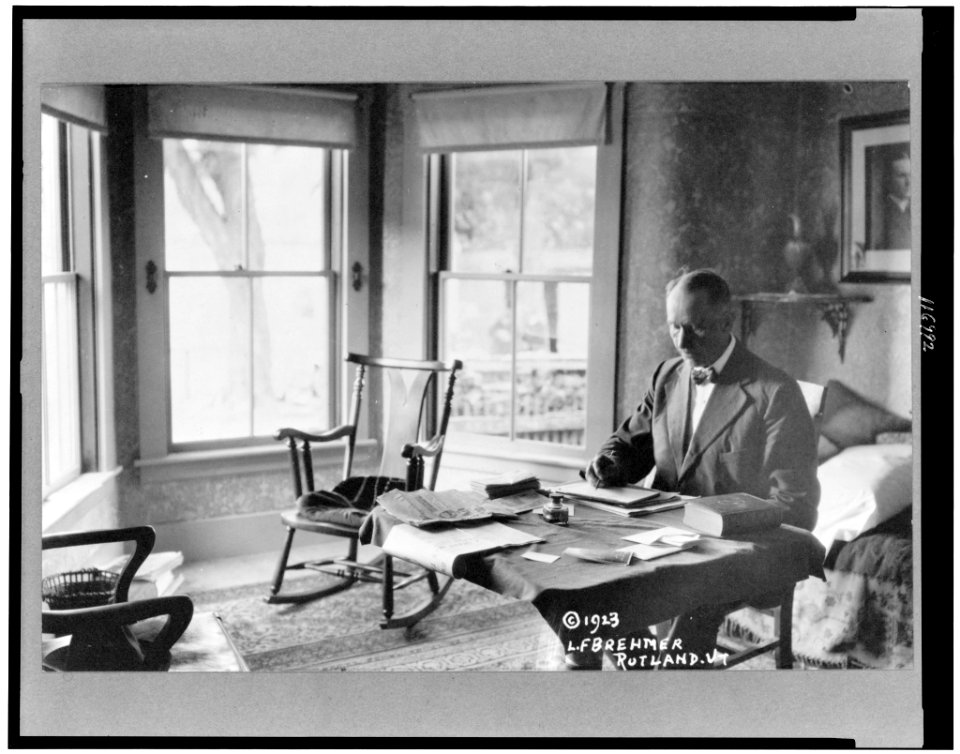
[41,85,107,133]
[147,85,359,149]
[413,82,608,153]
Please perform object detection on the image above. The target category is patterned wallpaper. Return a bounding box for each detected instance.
[617,81,912,422]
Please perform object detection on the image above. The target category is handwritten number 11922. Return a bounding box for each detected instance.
[920,296,935,352]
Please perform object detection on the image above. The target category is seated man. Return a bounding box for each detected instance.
[577,268,820,669]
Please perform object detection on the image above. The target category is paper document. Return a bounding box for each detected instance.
[619,526,701,560]
[377,488,498,527]
[563,547,636,565]
[522,550,561,564]
[482,490,544,515]
[622,527,701,547]
[382,521,545,578]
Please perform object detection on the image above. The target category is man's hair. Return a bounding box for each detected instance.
[665,268,732,307]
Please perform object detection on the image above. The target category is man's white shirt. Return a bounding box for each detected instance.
[690,335,737,436]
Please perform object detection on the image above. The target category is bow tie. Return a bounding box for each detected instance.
[691,367,717,385]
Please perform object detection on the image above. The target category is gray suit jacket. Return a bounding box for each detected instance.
[599,341,820,531]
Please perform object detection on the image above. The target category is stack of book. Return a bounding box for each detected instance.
[551,481,687,518]
[470,470,540,499]
[103,550,185,600]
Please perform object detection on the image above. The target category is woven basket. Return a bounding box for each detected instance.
[42,568,120,610]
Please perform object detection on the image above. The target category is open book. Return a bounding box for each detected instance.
[382,521,544,578]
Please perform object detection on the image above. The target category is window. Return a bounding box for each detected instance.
[135,85,367,470]
[440,147,597,447]
[41,111,104,497]
[417,83,623,465]
[41,115,81,493]
[161,139,336,447]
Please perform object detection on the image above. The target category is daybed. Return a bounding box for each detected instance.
[721,380,914,669]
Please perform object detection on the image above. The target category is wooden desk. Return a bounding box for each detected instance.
[361,506,825,651]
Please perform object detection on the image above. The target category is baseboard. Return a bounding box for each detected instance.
[152,510,339,562]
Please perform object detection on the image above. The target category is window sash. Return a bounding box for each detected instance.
[42,275,82,495]
[438,144,597,451]
[158,138,340,451]
[439,273,590,450]
[165,269,338,452]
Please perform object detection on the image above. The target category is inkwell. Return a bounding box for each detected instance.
[541,490,569,526]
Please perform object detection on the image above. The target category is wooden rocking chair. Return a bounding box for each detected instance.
[266,352,463,630]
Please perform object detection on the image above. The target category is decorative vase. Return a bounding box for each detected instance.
[782,213,813,294]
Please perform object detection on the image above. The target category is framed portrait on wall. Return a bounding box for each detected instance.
[840,110,911,282]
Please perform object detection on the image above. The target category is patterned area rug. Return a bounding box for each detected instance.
[191,573,569,672]
[191,572,782,672]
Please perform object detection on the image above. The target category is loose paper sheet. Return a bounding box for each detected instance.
[382,520,545,577]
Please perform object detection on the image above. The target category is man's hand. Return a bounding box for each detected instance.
[584,454,624,488]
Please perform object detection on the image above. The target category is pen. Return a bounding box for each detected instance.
[578,468,600,489]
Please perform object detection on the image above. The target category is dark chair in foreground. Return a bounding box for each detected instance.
[267,352,463,630]
[41,526,194,671]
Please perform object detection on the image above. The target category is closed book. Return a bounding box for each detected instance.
[552,481,660,507]
[127,572,185,601]
[103,551,185,600]
[470,471,540,499]
[682,493,784,536]
[104,551,184,580]
[576,497,687,517]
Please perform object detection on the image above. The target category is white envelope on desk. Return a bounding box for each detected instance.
[622,526,701,547]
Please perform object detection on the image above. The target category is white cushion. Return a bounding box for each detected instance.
[813,443,912,548]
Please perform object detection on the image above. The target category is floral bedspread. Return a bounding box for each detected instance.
[721,523,913,669]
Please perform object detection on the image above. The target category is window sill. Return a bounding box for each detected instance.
[42,468,122,534]
[135,439,378,484]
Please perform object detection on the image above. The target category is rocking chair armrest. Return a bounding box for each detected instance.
[275,424,356,444]
[402,434,445,459]
[42,526,156,604]
[42,594,195,652]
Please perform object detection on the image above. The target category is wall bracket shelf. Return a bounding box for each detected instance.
[734,293,873,362]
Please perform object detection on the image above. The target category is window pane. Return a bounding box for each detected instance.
[163,140,244,271]
[41,115,63,275]
[169,277,251,442]
[442,278,514,439]
[42,279,81,487]
[247,145,326,271]
[515,281,588,446]
[449,151,521,273]
[522,147,596,274]
[252,277,331,435]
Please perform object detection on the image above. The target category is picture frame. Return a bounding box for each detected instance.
[840,110,912,282]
